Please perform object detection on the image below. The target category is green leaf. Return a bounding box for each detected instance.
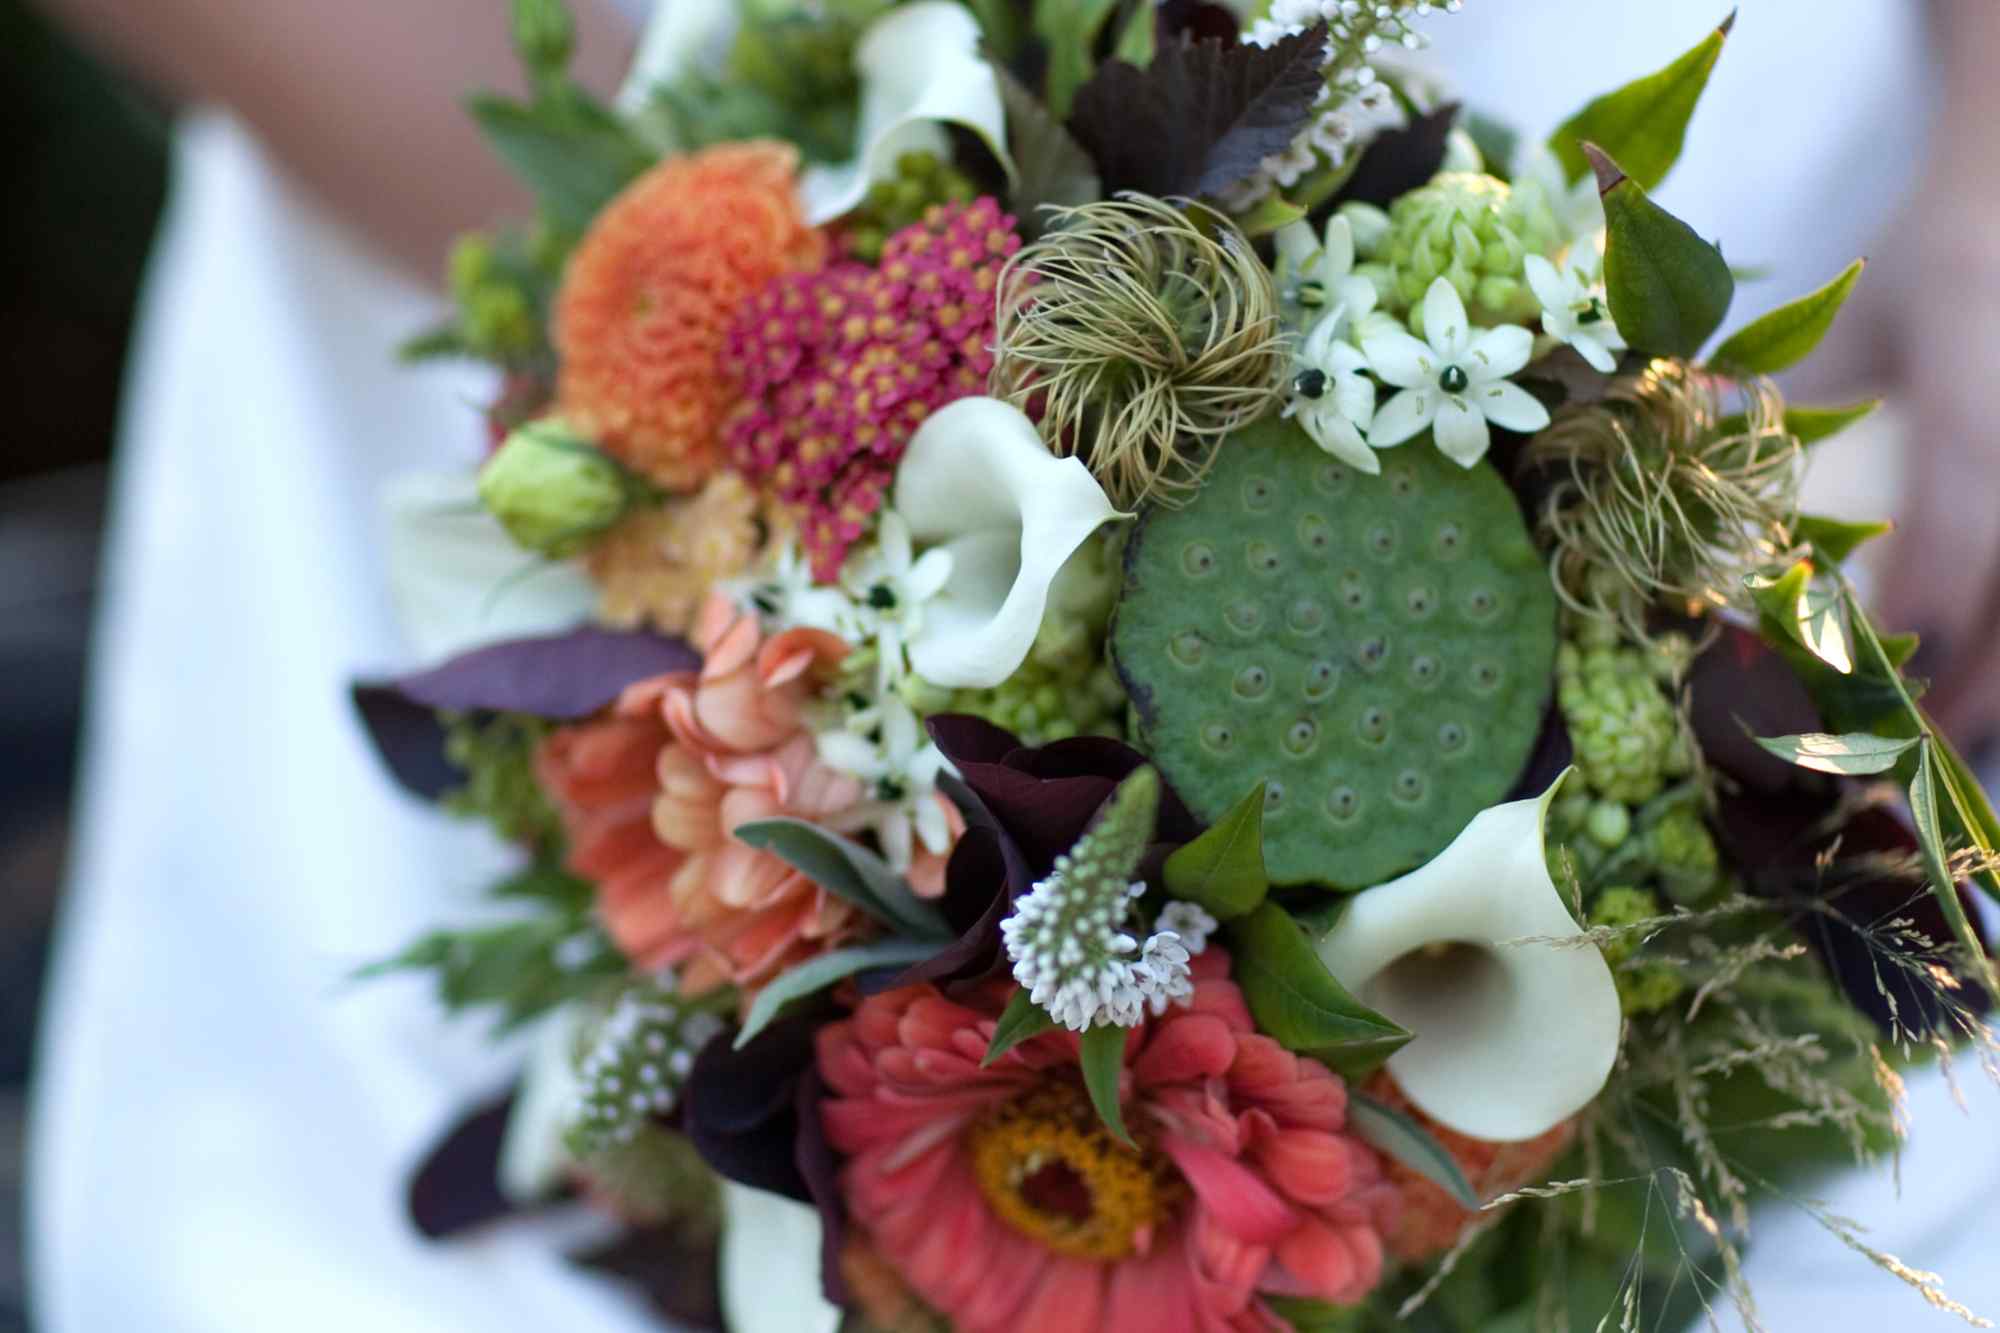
[1796,513,1893,565]
[1750,730,1919,777]
[1746,559,1814,652]
[1231,194,1308,238]
[1909,742,1993,989]
[1549,13,1731,191]
[1347,1091,1481,1210]
[1035,0,1121,119]
[358,915,622,1034]
[398,325,475,364]
[733,818,953,940]
[961,0,1027,61]
[735,939,936,1048]
[1462,110,1520,178]
[1163,783,1271,920]
[1881,631,1921,671]
[1112,0,1157,67]
[1588,144,1734,358]
[1788,399,1882,445]
[984,990,1061,1066]
[1079,1023,1136,1148]
[1228,903,1410,1075]
[992,62,1102,241]
[1261,1297,1366,1333]
[1709,258,1865,377]
[509,0,576,87]
[468,92,653,234]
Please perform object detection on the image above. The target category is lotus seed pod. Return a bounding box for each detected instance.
[479,418,639,559]
[1364,171,1560,333]
[1557,639,1689,805]
[1112,416,1557,887]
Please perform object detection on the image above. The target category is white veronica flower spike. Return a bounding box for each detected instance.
[891,397,1127,689]
[1316,777,1623,1142]
[1363,277,1553,467]
[1525,254,1628,374]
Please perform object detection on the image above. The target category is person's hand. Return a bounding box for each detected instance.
[1870,175,2000,752]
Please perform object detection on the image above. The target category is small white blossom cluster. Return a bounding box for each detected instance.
[1001,862,1219,1031]
[1228,0,1465,210]
[567,982,726,1152]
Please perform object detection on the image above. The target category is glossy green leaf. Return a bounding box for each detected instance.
[1750,730,1918,777]
[1908,743,1992,989]
[1113,0,1156,66]
[1347,1091,1480,1210]
[1881,631,1921,671]
[1709,258,1865,377]
[467,93,653,234]
[1549,13,1731,190]
[983,990,1060,1066]
[1746,559,1814,652]
[1080,1023,1136,1148]
[1232,194,1308,238]
[1589,145,1734,358]
[1162,783,1271,920]
[1228,904,1409,1071]
[1716,399,1882,449]
[735,939,936,1048]
[1797,514,1893,565]
[1036,0,1121,119]
[734,818,952,940]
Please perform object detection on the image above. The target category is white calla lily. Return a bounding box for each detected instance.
[1316,776,1622,1142]
[495,1005,586,1202]
[383,471,597,663]
[720,1182,843,1333]
[616,0,737,116]
[892,397,1127,689]
[798,2,1014,225]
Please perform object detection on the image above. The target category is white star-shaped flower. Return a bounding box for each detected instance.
[815,694,952,870]
[1283,312,1379,473]
[1274,214,1379,334]
[1524,254,1627,374]
[837,511,953,693]
[1362,277,1552,467]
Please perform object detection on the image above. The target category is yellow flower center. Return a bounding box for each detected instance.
[965,1081,1182,1261]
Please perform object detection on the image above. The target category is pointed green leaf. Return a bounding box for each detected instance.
[1228,903,1410,1074]
[733,818,952,940]
[992,63,1102,241]
[1909,742,1993,989]
[1881,631,1921,671]
[1162,782,1271,920]
[1797,513,1893,565]
[983,990,1060,1066]
[1347,1091,1480,1210]
[1232,194,1309,238]
[1262,1297,1367,1333]
[1549,13,1732,191]
[1750,730,1918,777]
[467,93,653,234]
[1746,559,1814,651]
[1710,259,1865,377]
[735,939,936,1049]
[1589,145,1734,358]
[1113,0,1157,67]
[1716,399,1882,449]
[1079,1023,1136,1148]
[1035,0,1121,119]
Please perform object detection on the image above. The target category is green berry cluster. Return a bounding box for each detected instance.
[1557,634,1691,805]
[445,231,554,363]
[844,151,980,263]
[442,711,562,848]
[1361,171,1560,333]
[1589,886,1688,1016]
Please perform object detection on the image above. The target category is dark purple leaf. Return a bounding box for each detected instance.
[570,1225,723,1331]
[1330,102,1459,209]
[352,683,460,800]
[682,1020,819,1201]
[407,1086,554,1238]
[1158,0,1242,44]
[370,625,698,721]
[1067,27,1328,199]
[1688,622,1829,795]
[793,1066,849,1307]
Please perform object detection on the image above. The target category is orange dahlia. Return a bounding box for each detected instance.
[555,142,826,491]
[1361,1072,1576,1263]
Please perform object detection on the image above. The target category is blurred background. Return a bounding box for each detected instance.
[0,2,166,1326]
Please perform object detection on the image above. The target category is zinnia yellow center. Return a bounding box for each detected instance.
[966,1082,1182,1261]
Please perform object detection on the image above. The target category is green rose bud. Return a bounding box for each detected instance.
[478,419,639,559]
[509,0,575,80]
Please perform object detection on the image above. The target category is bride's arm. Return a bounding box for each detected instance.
[34,0,636,282]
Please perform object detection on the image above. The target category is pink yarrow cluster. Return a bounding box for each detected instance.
[723,197,1020,577]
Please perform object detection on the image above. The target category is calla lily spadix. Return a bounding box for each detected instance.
[1316,774,1622,1143]
[891,397,1128,689]
[798,2,1015,225]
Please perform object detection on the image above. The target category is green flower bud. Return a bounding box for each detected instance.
[447,233,495,302]
[1557,636,1691,805]
[509,0,575,79]
[842,150,980,262]
[1585,799,1632,848]
[1647,807,1722,906]
[1616,963,1687,1016]
[1590,885,1661,965]
[1373,171,1561,332]
[478,419,640,559]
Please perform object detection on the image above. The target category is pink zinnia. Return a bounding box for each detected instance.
[818,952,1398,1332]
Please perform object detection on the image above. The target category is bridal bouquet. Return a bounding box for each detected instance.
[357,1,2000,1329]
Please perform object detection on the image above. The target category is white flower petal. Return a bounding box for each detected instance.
[1321,214,1356,278]
[1431,396,1491,466]
[816,729,886,779]
[617,0,737,116]
[895,398,1126,688]
[798,3,1015,226]
[383,471,597,663]
[1367,388,1437,448]
[1316,776,1622,1142]
[1421,277,1470,360]
[1465,324,1535,381]
[1274,219,1318,276]
[1573,333,1620,374]
[1301,403,1381,474]
[905,545,956,603]
[1522,254,1567,314]
[1333,370,1377,429]
[1476,379,1553,435]
[720,1183,844,1333]
[495,1007,586,1202]
[1361,329,1437,389]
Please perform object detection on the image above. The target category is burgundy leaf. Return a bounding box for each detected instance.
[407,1086,551,1238]
[1330,102,1460,209]
[1067,26,1328,199]
[352,683,460,801]
[372,625,698,721]
[682,1020,819,1201]
[794,1066,849,1307]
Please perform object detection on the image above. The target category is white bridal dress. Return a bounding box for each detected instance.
[28,4,2000,1332]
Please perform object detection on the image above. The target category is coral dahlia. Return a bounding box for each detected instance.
[818,952,1397,1332]
[556,142,826,491]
